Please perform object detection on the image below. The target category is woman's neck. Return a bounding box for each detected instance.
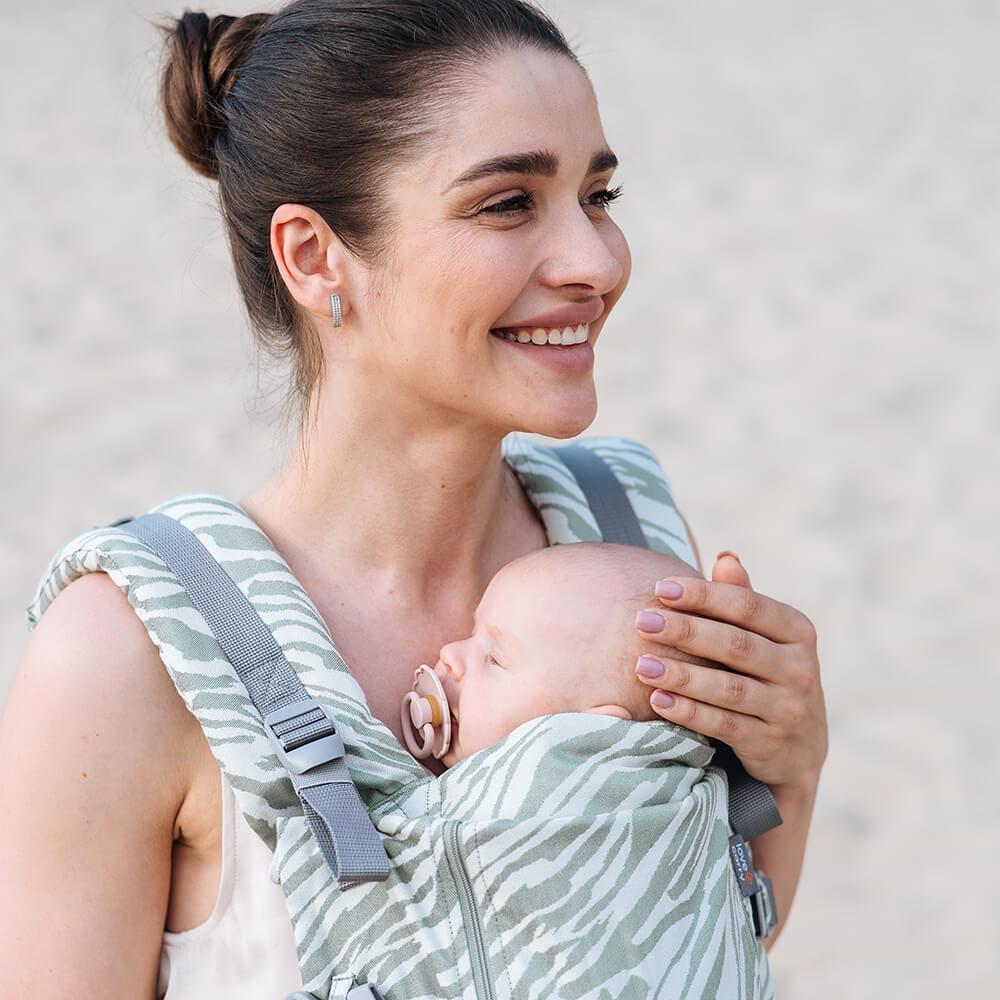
[239,394,539,608]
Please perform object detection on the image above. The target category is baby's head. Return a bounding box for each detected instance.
[432,542,716,766]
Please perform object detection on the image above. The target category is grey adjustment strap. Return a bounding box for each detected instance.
[116,512,390,887]
[553,444,649,548]
[551,445,784,843]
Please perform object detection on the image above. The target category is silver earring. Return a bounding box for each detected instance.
[330,292,343,328]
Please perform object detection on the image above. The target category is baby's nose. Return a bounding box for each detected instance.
[436,645,464,681]
[434,650,463,710]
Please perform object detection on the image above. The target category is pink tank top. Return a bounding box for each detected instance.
[157,770,303,999]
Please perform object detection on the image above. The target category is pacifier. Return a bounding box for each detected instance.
[400,664,453,760]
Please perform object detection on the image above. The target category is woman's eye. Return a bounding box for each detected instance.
[481,192,535,218]
[587,184,624,209]
[480,184,624,219]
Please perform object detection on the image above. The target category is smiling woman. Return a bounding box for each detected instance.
[2,1,826,997]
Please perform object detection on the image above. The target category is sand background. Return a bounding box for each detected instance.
[2,1,997,995]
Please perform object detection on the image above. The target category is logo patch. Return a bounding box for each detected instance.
[728,832,760,897]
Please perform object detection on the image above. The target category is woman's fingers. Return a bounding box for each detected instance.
[712,551,752,589]
[634,563,827,786]
[644,681,769,749]
[635,654,779,723]
[651,576,816,646]
[635,605,786,682]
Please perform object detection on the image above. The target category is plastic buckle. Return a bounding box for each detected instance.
[750,870,777,939]
[263,699,345,776]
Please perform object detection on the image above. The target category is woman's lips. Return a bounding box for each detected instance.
[489,330,595,373]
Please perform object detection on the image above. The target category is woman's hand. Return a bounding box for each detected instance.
[634,552,828,791]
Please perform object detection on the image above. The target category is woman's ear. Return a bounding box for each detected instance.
[584,704,633,720]
[270,203,348,320]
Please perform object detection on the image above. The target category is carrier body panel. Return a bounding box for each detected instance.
[25,435,772,999]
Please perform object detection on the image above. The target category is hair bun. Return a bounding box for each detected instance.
[158,10,270,180]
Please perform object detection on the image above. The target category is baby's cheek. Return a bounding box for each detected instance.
[470,697,524,750]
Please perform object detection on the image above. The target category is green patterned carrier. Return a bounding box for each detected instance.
[24,435,774,999]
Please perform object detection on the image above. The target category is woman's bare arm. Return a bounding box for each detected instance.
[0,573,196,997]
[747,771,820,950]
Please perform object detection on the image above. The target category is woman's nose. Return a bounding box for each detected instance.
[538,202,626,296]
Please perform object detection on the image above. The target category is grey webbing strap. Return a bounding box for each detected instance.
[711,743,783,841]
[551,444,783,843]
[116,512,389,886]
[553,444,649,548]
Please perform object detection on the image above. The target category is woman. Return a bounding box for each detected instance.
[0,1,828,996]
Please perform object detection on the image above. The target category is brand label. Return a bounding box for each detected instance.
[728,832,760,897]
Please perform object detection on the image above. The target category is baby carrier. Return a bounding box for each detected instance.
[25,435,780,999]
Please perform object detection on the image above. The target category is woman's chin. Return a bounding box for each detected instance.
[500,390,598,441]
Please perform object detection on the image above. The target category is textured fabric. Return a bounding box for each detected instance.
[24,434,772,999]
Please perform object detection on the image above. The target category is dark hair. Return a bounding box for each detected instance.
[157,0,581,434]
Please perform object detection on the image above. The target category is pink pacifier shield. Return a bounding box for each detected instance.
[400,664,452,760]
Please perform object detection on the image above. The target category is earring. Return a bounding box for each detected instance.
[330,292,343,328]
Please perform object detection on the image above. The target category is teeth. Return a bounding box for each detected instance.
[491,323,589,345]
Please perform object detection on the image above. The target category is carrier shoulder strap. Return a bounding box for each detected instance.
[551,443,783,843]
[114,512,390,888]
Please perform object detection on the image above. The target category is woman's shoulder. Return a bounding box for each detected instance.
[16,569,202,780]
[15,495,231,803]
[23,492,239,631]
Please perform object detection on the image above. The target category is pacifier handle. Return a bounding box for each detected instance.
[399,664,452,760]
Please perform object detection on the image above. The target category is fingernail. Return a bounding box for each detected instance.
[636,655,665,678]
[716,549,742,564]
[655,580,684,600]
[652,691,675,709]
[635,610,665,633]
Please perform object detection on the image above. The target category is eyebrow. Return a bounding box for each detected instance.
[443,147,619,193]
[475,613,502,647]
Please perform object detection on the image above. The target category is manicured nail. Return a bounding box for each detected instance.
[635,610,665,633]
[652,691,675,709]
[636,655,665,678]
[655,580,684,600]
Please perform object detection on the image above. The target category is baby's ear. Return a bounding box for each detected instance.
[584,704,633,721]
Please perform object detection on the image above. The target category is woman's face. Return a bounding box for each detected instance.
[354,46,632,440]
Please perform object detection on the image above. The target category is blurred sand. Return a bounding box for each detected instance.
[2,1,997,995]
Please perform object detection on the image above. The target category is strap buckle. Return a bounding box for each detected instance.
[263,699,346,776]
[750,870,777,939]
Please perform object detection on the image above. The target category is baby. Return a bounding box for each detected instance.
[401,541,719,768]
